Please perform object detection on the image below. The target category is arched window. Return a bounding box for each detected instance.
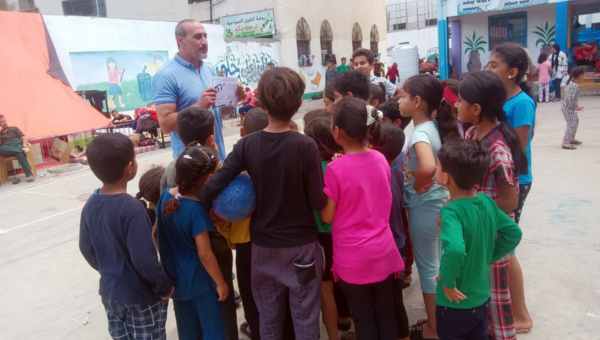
[320,20,334,65]
[352,23,363,52]
[370,24,380,56]
[296,17,312,67]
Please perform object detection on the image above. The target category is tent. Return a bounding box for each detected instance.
[0,11,109,139]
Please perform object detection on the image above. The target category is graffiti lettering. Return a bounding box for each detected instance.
[215,44,279,87]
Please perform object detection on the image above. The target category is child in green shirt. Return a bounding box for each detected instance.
[436,140,522,340]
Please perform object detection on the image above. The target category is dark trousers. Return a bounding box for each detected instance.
[174,295,225,340]
[0,145,33,177]
[393,280,409,339]
[236,242,261,340]
[251,242,322,340]
[552,78,562,99]
[237,242,296,340]
[210,233,239,340]
[339,276,398,340]
[436,302,489,340]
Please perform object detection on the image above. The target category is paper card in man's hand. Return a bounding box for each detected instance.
[211,77,239,107]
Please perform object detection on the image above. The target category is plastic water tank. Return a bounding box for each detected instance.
[390,45,419,85]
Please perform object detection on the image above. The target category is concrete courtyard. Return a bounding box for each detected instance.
[0,97,599,340]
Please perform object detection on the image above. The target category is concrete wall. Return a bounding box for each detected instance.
[387,26,438,58]
[459,4,556,74]
[276,0,387,66]
[190,0,275,22]
[34,0,189,21]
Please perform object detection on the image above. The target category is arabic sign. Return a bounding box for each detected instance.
[221,9,275,39]
[458,0,548,15]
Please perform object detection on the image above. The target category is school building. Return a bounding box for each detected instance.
[437,0,600,84]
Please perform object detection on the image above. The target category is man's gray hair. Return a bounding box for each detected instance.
[175,19,199,38]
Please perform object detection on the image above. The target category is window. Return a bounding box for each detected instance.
[393,23,407,30]
[370,25,380,56]
[352,23,363,52]
[488,12,527,50]
[296,17,312,67]
[62,0,106,17]
[320,20,333,66]
[386,2,407,32]
[425,18,437,26]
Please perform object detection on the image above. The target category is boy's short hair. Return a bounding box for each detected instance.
[303,109,331,128]
[334,71,370,101]
[87,133,135,184]
[370,122,405,162]
[177,106,215,145]
[438,140,490,191]
[380,99,401,121]
[352,48,375,65]
[243,108,269,135]
[257,67,305,122]
[332,97,368,142]
[137,166,166,205]
[369,83,386,106]
[304,115,341,162]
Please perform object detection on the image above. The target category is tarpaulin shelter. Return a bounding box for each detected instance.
[0,11,109,139]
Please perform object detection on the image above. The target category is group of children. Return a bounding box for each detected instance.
[80,43,543,340]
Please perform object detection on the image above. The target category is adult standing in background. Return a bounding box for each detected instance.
[551,43,568,101]
[336,57,351,74]
[387,62,399,84]
[153,19,226,160]
[325,58,338,89]
[352,48,397,98]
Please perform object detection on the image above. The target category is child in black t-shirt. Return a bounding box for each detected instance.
[200,67,327,340]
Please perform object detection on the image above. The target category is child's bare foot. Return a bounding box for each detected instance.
[421,323,438,339]
[514,319,533,334]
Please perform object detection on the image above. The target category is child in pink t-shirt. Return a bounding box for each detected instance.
[322,97,404,340]
[537,52,552,103]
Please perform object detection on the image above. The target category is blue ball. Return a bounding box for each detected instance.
[214,173,256,222]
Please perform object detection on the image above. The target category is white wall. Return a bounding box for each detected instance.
[274,0,387,93]
[190,0,276,22]
[387,26,438,58]
[35,0,189,20]
[459,4,556,74]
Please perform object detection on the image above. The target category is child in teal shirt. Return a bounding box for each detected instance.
[436,140,522,340]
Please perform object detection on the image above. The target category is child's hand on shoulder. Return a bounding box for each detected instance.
[443,287,467,303]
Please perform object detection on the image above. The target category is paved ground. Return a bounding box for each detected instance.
[1,97,599,340]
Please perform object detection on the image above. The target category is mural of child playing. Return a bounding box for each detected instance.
[107,57,126,110]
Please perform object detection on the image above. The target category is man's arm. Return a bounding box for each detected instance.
[156,103,178,134]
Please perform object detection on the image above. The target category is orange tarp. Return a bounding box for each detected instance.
[0,11,109,139]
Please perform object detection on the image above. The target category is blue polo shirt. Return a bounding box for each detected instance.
[152,54,226,160]
[504,91,536,185]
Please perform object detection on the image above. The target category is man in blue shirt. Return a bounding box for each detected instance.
[153,19,226,160]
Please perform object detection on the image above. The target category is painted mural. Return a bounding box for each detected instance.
[299,55,326,96]
[464,32,487,72]
[533,21,556,51]
[215,42,280,87]
[69,50,168,112]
